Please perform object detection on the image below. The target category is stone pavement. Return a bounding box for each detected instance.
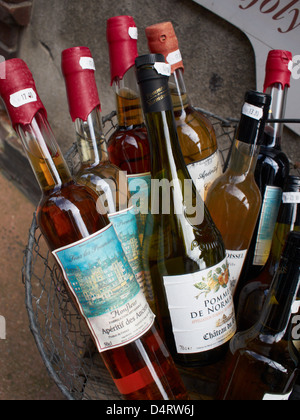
[0,170,64,400]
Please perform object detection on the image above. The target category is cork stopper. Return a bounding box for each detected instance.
[145,21,184,74]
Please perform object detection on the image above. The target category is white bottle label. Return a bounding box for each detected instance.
[242,102,263,120]
[163,258,236,354]
[10,88,37,108]
[166,49,182,65]
[79,57,96,71]
[187,150,223,200]
[282,192,300,203]
[226,249,248,293]
[53,224,155,353]
[263,391,292,400]
[253,186,282,266]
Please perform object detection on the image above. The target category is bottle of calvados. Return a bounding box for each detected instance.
[61,46,153,304]
[206,91,271,294]
[236,175,300,331]
[145,21,222,201]
[238,50,291,289]
[217,231,300,400]
[135,54,236,367]
[0,58,188,400]
[106,15,151,243]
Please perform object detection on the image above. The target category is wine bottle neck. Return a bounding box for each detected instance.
[227,140,260,180]
[16,110,72,193]
[257,254,300,339]
[168,68,190,113]
[263,83,289,149]
[114,66,144,128]
[75,107,109,168]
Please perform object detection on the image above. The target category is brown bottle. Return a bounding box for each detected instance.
[0,58,188,401]
[145,21,222,200]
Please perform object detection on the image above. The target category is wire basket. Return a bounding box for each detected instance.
[22,111,300,400]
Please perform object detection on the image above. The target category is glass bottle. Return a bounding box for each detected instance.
[135,53,236,367]
[61,46,153,305]
[145,21,222,201]
[236,175,300,331]
[217,231,300,401]
[106,15,151,244]
[0,58,188,401]
[206,91,271,294]
[238,50,292,289]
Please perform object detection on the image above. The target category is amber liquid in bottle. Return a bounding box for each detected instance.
[16,111,188,401]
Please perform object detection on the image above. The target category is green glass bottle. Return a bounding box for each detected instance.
[135,54,236,367]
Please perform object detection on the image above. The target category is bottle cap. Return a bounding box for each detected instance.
[106,15,139,86]
[0,58,47,129]
[135,54,171,83]
[263,50,293,92]
[145,21,184,74]
[61,46,101,122]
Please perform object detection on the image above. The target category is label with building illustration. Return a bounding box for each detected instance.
[53,224,155,353]
[187,150,223,200]
[127,172,151,243]
[108,207,147,298]
[163,258,236,354]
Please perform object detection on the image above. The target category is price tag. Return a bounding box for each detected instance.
[128,27,138,40]
[242,102,263,121]
[79,57,95,71]
[282,192,300,204]
[10,88,37,108]
[166,49,182,65]
[154,62,171,76]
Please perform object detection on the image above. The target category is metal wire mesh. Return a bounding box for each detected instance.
[22,111,300,400]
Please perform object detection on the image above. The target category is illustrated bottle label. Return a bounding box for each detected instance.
[163,258,236,354]
[226,249,248,293]
[53,224,155,353]
[253,186,282,266]
[127,172,151,243]
[187,150,223,200]
[108,207,147,297]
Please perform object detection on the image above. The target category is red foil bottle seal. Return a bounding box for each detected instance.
[145,22,184,74]
[61,46,101,122]
[0,58,47,129]
[263,50,293,92]
[106,15,139,86]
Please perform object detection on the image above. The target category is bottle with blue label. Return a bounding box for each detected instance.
[61,46,154,306]
[0,57,188,400]
[237,50,292,292]
[106,16,152,245]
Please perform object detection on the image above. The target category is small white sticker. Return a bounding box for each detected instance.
[166,49,182,66]
[242,102,263,120]
[292,300,300,315]
[154,62,171,76]
[288,60,293,73]
[128,27,138,40]
[282,192,300,204]
[79,57,95,71]
[10,88,37,108]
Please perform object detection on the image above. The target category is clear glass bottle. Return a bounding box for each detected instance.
[236,175,300,331]
[206,91,271,294]
[145,21,222,201]
[217,231,300,400]
[136,53,236,367]
[61,46,153,304]
[0,58,188,401]
[238,50,292,290]
[106,16,151,244]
